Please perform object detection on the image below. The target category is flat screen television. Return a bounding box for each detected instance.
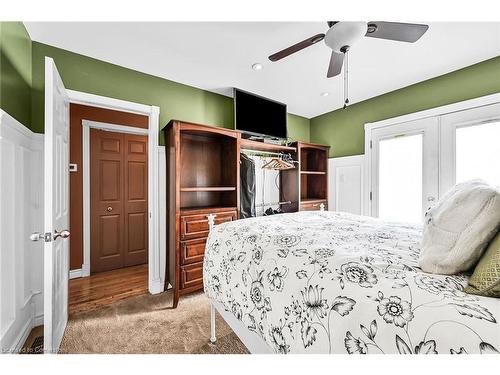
[234,88,287,139]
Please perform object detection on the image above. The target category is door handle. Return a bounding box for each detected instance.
[427,196,436,202]
[30,232,51,242]
[107,206,113,212]
[53,229,70,241]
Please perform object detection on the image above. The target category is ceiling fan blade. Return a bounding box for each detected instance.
[327,51,344,78]
[365,21,429,43]
[269,33,325,62]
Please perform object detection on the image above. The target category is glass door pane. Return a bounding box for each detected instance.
[456,122,500,187]
[378,134,423,223]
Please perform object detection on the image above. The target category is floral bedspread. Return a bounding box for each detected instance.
[203,211,500,354]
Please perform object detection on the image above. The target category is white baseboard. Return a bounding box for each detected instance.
[149,278,164,295]
[34,313,44,327]
[12,319,32,353]
[81,262,90,277]
[69,268,82,279]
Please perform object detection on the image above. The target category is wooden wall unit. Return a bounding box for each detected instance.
[165,123,329,307]
[165,121,240,307]
[282,141,330,212]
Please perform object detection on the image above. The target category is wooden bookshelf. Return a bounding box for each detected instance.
[282,141,329,212]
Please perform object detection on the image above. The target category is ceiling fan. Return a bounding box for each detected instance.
[269,21,429,107]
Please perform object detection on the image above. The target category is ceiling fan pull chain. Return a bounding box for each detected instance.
[343,49,349,109]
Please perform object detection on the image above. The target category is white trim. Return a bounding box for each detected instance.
[157,146,167,290]
[67,89,154,116]
[12,318,33,353]
[82,124,90,277]
[68,89,162,295]
[69,269,82,279]
[81,119,149,135]
[364,93,500,132]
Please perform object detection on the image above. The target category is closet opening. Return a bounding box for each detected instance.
[68,104,150,315]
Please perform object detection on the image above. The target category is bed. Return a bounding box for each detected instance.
[203,211,500,354]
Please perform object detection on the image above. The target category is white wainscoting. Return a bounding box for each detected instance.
[328,155,365,216]
[0,110,44,353]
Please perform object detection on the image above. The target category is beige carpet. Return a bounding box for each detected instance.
[59,291,249,354]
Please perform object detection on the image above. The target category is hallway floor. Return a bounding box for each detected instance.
[69,264,148,315]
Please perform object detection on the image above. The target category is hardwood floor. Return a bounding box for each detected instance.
[69,264,148,315]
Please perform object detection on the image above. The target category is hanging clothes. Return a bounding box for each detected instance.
[240,153,256,218]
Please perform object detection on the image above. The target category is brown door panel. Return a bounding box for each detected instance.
[124,134,148,267]
[90,129,148,273]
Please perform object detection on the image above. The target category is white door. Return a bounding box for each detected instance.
[370,117,439,223]
[440,103,500,194]
[42,57,70,353]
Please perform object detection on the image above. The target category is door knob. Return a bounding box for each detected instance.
[427,196,436,202]
[53,229,70,241]
[107,206,113,212]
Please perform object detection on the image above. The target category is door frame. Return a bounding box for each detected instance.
[67,89,163,294]
[364,92,500,217]
[83,120,149,275]
[368,118,439,221]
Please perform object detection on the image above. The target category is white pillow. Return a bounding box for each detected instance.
[419,179,500,275]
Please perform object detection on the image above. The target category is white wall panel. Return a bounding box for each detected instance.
[328,155,365,216]
[0,110,44,353]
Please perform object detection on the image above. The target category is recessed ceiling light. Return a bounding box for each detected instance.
[252,63,263,71]
[321,92,329,97]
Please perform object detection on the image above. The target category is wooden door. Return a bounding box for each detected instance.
[90,129,148,273]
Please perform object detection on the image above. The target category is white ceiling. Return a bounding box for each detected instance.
[24,22,500,118]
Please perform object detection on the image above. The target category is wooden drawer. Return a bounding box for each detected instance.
[180,262,204,289]
[180,238,206,265]
[180,210,237,240]
[300,200,327,211]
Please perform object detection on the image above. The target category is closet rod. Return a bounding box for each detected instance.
[255,201,291,207]
[240,149,284,157]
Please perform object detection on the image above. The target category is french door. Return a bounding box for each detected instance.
[369,101,500,224]
[370,117,439,223]
[440,103,500,194]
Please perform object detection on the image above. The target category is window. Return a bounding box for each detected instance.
[456,122,500,187]
[378,134,423,223]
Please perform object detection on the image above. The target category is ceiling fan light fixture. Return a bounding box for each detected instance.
[324,21,367,52]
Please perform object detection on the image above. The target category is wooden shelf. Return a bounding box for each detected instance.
[180,187,236,192]
[301,170,326,175]
[240,138,296,153]
[180,206,238,214]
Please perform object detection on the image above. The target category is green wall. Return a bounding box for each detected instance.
[287,113,310,142]
[310,56,500,158]
[31,41,310,142]
[0,22,32,126]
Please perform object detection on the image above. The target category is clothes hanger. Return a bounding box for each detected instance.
[262,154,295,170]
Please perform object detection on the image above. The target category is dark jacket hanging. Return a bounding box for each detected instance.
[240,153,256,218]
